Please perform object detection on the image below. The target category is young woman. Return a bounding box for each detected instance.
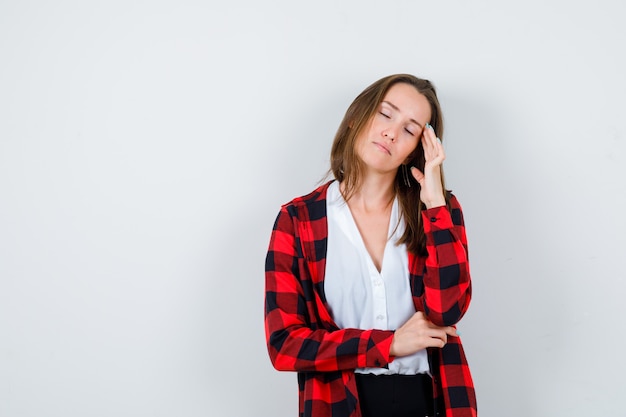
[264,74,476,417]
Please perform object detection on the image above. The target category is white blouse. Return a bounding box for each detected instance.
[324,181,429,375]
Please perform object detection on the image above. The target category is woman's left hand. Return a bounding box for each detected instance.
[410,124,446,209]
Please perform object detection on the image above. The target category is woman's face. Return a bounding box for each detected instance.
[355,82,432,176]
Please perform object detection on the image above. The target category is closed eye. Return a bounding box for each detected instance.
[379,111,391,118]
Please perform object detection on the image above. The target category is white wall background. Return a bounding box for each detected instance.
[1,1,624,416]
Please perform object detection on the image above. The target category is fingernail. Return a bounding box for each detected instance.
[456,330,462,336]
[426,123,432,130]
[437,137,442,144]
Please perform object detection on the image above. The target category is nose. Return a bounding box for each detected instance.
[383,129,396,142]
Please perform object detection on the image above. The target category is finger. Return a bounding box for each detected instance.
[444,326,459,338]
[428,133,442,155]
[424,322,457,339]
[428,330,447,347]
[423,123,437,144]
[422,337,446,349]
[424,124,442,147]
[421,128,434,152]
[422,128,441,161]
[424,122,435,137]
[410,166,424,183]
[431,139,444,163]
[425,137,444,166]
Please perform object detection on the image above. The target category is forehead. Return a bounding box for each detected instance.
[381,83,431,122]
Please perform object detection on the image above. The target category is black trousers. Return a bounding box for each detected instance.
[355,373,434,417]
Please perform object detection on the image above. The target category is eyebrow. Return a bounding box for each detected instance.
[382,101,424,128]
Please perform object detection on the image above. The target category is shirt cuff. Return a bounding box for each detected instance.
[422,205,454,233]
[362,330,395,368]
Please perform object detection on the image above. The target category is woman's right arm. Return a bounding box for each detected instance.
[264,206,395,373]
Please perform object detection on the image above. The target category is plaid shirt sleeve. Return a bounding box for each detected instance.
[412,193,477,417]
[417,193,472,327]
[265,201,395,373]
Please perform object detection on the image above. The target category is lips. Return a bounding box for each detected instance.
[373,141,391,155]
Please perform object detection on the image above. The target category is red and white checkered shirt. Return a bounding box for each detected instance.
[265,181,477,417]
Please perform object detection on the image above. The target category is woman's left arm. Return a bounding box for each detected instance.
[419,194,472,327]
[411,125,471,327]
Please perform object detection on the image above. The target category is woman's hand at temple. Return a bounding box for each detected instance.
[410,124,446,209]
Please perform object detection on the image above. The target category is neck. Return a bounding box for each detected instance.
[342,173,396,213]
